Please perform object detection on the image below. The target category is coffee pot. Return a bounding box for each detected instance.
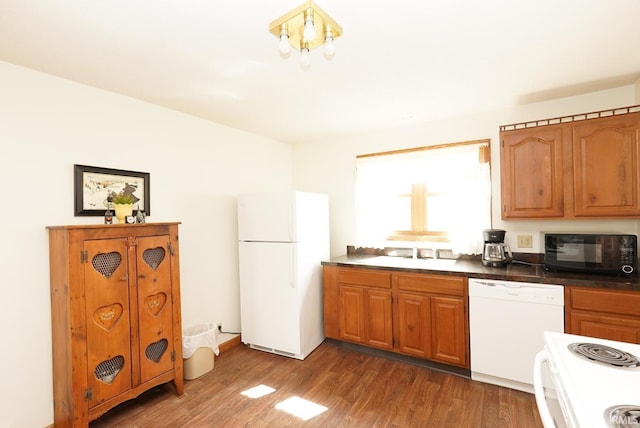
[482,229,512,268]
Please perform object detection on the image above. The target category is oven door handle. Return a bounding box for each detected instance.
[533,350,556,428]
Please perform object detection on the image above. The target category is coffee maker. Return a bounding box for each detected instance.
[482,229,512,267]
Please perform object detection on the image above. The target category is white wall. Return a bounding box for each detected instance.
[293,85,640,257]
[0,60,293,428]
[3,57,639,427]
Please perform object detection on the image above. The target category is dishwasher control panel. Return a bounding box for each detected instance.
[468,278,564,305]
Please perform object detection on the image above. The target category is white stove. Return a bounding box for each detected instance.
[534,331,640,427]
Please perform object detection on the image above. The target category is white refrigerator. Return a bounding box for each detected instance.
[237,190,329,360]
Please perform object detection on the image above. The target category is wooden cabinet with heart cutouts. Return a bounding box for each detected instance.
[47,223,183,427]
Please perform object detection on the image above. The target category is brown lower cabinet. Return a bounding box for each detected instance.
[323,266,469,368]
[565,286,640,344]
[339,285,394,349]
[337,269,393,349]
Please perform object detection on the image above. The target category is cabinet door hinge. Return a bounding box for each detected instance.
[80,250,88,263]
[171,350,176,362]
[168,242,175,256]
[84,387,93,401]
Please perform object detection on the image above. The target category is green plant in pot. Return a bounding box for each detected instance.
[111,191,134,223]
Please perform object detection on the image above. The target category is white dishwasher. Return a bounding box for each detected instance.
[469,278,564,393]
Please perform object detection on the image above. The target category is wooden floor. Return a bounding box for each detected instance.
[90,340,543,427]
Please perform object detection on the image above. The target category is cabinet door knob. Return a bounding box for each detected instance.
[119,276,128,281]
[139,274,147,279]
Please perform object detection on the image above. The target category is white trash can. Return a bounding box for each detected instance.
[182,323,219,380]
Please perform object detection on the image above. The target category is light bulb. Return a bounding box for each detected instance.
[303,17,316,41]
[323,32,335,58]
[300,46,311,69]
[279,33,291,55]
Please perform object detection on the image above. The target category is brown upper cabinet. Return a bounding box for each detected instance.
[500,108,640,219]
[501,124,565,218]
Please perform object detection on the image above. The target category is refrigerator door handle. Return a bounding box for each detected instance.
[290,245,296,288]
[288,204,294,242]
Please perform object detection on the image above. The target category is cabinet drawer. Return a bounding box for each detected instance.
[338,268,391,289]
[569,287,640,317]
[398,273,464,296]
[569,311,640,343]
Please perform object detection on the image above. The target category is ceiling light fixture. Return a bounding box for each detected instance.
[300,43,311,69]
[323,27,335,58]
[269,1,342,68]
[278,23,291,55]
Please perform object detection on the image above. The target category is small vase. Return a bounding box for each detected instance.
[114,204,133,224]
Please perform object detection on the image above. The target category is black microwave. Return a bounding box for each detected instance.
[544,233,638,275]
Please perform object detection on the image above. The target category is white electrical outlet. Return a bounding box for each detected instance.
[517,234,533,248]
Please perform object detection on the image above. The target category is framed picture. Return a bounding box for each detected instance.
[74,164,150,216]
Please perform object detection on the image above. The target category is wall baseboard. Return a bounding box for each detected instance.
[219,335,241,353]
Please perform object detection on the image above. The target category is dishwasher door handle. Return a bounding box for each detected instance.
[471,280,526,288]
[472,280,554,291]
[470,280,496,287]
[501,283,524,289]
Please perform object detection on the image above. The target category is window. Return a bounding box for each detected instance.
[355,140,492,255]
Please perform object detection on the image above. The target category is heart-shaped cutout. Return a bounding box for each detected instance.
[92,252,122,278]
[93,303,123,331]
[144,293,167,316]
[143,247,165,270]
[94,355,125,384]
[145,339,168,363]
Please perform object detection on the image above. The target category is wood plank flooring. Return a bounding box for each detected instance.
[90,340,543,427]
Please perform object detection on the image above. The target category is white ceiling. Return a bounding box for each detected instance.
[1,0,639,144]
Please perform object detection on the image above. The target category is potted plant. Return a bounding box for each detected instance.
[111,191,135,223]
[111,192,134,205]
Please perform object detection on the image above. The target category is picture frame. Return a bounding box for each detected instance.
[74,164,151,216]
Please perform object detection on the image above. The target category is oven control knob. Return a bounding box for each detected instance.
[622,264,634,274]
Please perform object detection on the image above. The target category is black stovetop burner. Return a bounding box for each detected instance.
[568,342,640,368]
[605,405,640,428]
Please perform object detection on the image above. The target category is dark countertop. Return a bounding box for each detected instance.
[322,254,640,292]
